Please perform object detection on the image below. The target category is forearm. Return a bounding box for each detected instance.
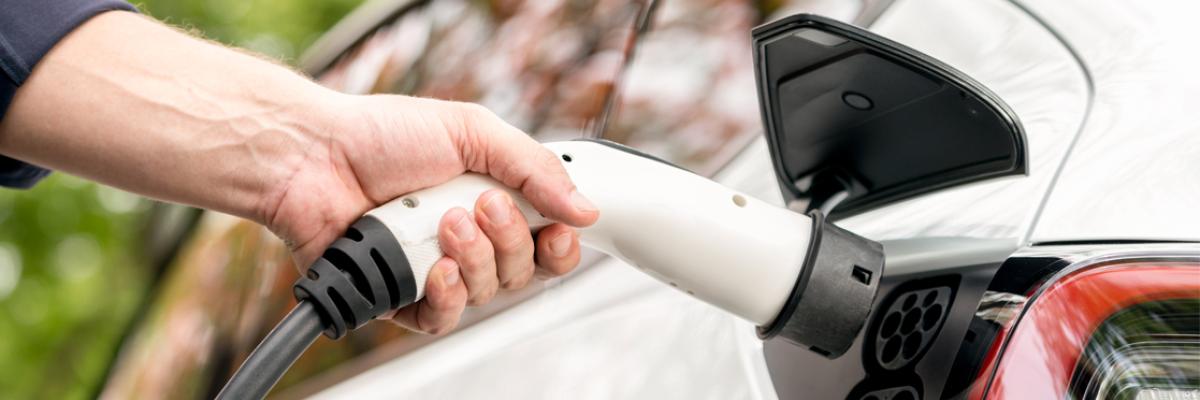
[0,11,340,221]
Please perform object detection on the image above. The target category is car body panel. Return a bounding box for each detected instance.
[1023,0,1200,242]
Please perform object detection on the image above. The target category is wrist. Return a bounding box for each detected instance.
[250,86,351,228]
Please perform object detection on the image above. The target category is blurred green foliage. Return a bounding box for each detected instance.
[0,0,362,398]
[135,0,366,62]
[0,175,150,399]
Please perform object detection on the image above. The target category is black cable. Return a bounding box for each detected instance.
[216,215,420,399]
[216,301,324,400]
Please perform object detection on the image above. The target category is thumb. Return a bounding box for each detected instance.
[452,104,599,227]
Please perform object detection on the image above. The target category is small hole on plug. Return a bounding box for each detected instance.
[307,270,319,280]
[881,336,901,362]
[851,265,871,284]
[732,194,747,207]
[923,304,943,330]
[880,312,900,337]
[561,153,573,162]
[902,332,922,359]
[901,310,920,334]
[401,197,419,208]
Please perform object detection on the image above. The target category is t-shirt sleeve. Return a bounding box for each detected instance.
[0,0,138,189]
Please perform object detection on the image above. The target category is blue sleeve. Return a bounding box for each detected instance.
[0,0,137,189]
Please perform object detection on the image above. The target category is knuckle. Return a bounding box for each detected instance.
[501,270,533,290]
[458,252,494,275]
[431,297,462,313]
[498,251,535,274]
[493,231,531,254]
[540,148,562,167]
[440,239,471,261]
[504,278,527,290]
[448,103,498,171]
[467,287,497,306]
[455,103,492,130]
[457,102,490,117]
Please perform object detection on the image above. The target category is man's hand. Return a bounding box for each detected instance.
[0,12,597,335]
[263,95,598,334]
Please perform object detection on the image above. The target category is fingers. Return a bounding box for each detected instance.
[475,190,536,290]
[390,258,468,335]
[534,223,581,279]
[393,195,581,336]
[452,103,599,228]
[438,207,498,306]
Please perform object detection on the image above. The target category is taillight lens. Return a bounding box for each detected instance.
[1068,299,1199,400]
[977,260,1200,400]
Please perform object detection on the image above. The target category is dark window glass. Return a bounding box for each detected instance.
[601,1,870,174]
[319,0,649,139]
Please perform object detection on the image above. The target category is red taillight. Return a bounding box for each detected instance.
[972,261,1200,400]
[1067,299,1198,399]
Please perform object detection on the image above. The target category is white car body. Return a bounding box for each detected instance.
[291,0,1199,398]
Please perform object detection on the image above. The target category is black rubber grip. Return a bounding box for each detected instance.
[757,210,885,358]
[293,215,416,339]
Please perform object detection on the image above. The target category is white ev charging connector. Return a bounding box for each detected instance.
[218,139,884,399]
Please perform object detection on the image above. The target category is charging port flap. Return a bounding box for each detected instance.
[753,14,1027,219]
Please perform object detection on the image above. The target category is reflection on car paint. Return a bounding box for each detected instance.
[318,0,647,139]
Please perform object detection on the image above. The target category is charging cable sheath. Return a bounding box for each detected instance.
[215,302,323,400]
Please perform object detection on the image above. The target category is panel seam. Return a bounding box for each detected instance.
[1008,0,1097,247]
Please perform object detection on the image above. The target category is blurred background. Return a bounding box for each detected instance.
[0,1,363,398]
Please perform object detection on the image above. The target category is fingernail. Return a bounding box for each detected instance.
[442,262,460,286]
[484,192,512,225]
[452,212,477,241]
[570,190,597,213]
[550,232,572,257]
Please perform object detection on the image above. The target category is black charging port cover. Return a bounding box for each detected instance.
[752,14,1027,218]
